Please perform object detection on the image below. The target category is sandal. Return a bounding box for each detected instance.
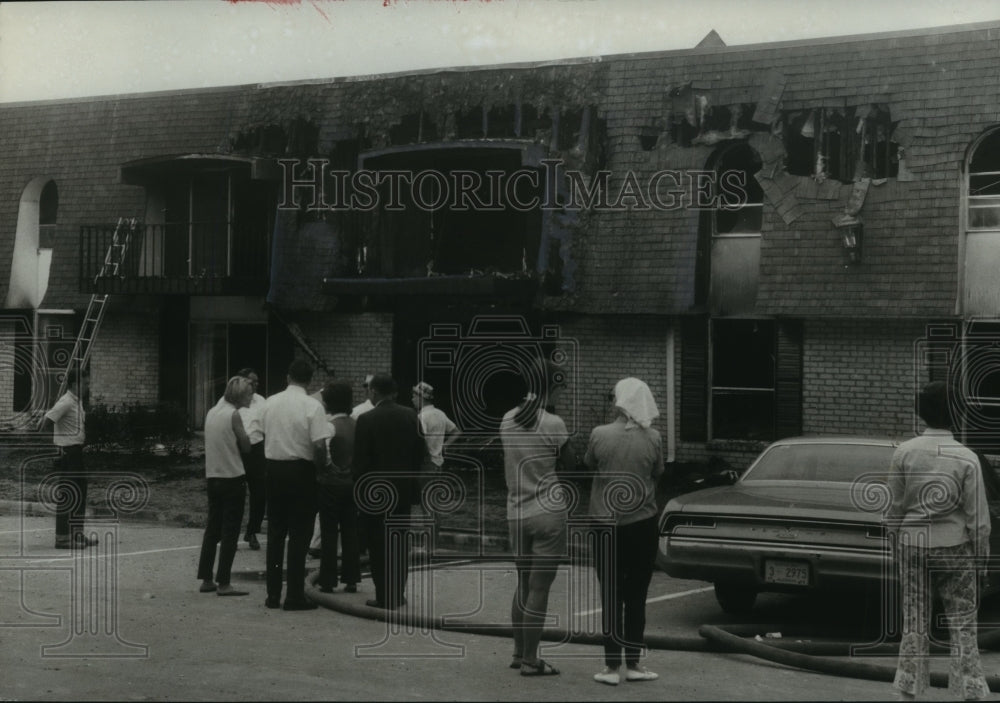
[509,655,523,670]
[520,660,559,677]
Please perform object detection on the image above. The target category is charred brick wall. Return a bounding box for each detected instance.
[295,312,394,401]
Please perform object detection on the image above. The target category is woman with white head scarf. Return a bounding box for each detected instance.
[585,377,665,686]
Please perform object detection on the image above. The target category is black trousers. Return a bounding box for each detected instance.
[359,490,411,607]
[265,459,317,604]
[242,442,266,536]
[197,476,247,586]
[593,516,659,668]
[317,483,361,589]
[54,444,87,538]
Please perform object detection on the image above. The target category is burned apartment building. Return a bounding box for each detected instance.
[2,22,1000,464]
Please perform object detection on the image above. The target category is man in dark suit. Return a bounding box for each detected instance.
[353,373,427,610]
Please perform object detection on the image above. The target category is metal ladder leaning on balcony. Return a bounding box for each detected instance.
[268,305,334,378]
[54,217,137,400]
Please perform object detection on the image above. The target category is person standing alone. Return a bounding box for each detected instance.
[259,359,332,611]
[43,366,97,549]
[888,381,991,700]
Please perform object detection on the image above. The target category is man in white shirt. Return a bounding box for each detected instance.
[259,359,332,611]
[237,368,266,551]
[42,367,97,549]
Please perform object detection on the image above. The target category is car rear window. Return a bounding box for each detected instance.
[744,443,896,483]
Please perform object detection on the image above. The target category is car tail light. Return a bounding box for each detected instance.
[661,515,717,533]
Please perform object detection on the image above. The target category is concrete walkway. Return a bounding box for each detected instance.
[5,509,989,701]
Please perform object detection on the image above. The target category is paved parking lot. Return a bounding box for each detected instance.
[1,514,996,701]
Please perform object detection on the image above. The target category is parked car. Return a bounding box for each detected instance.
[657,437,1000,614]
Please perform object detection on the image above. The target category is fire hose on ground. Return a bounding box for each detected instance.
[303,570,1000,694]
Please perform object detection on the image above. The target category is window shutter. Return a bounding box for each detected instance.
[680,316,708,442]
[774,319,803,439]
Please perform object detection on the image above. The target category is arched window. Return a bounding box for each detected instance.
[39,181,58,248]
[964,128,1000,316]
[5,177,57,309]
[699,141,763,315]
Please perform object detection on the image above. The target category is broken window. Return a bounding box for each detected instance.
[520,104,553,141]
[455,106,486,139]
[784,106,898,182]
[968,129,1000,230]
[230,119,318,156]
[963,127,1000,317]
[361,147,542,279]
[667,82,765,147]
[714,142,763,235]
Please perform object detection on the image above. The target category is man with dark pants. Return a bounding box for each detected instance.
[259,359,332,611]
[353,373,427,609]
[43,366,97,549]
[237,368,266,551]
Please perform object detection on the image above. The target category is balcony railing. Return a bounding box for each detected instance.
[80,221,270,295]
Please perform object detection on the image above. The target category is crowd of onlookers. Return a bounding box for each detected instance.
[189,359,665,684]
[40,352,1000,695]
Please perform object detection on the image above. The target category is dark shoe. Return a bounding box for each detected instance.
[199,580,218,593]
[56,534,98,549]
[283,600,318,611]
[521,660,560,677]
[318,585,335,594]
[246,534,260,551]
[344,583,357,594]
[217,584,249,596]
[264,597,281,609]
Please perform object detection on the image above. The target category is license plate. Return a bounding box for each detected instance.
[764,559,809,586]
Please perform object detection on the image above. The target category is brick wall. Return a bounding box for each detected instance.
[89,310,159,407]
[802,318,930,440]
[557,313,671,458]
[296,312,394,400]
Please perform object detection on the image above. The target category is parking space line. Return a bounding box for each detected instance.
[575,585,714,617]
[20,545,200,564]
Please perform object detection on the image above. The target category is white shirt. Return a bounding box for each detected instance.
[204,399,246,479]
[351,398,374,419]
[238,392,266,445]
[418,404,457,467]
[260,385,332,461]
[45,391,85,447]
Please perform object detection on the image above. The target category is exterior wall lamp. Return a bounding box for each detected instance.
[840,222,863,265]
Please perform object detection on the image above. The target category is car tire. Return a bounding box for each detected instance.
[713,582,757,615]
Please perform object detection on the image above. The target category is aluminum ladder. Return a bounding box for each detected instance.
[54,217,137,399]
